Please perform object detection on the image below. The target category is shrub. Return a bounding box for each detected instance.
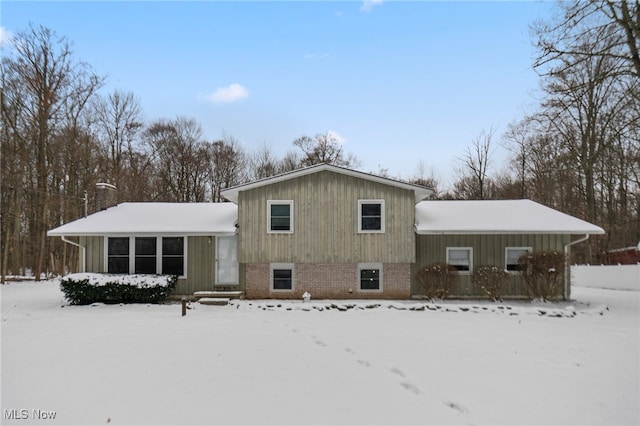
[60,273,178,305]
[472,265,510,301]
[415,262,459,300]
[517,251,566,301]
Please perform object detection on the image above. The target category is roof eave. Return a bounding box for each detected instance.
[48,231,237,237]
[221,163,433,204]
[415,229,606,235]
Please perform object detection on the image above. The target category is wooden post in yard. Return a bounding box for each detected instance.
[181,296,187,316]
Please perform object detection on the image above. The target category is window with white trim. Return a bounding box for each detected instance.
[447,247,473,273]
[268,200,294,233]
[106,236,186,277]
[135,237,157,274]
[271,263,294,291]
[108,237,130,274]
[505,247,531,272]
[358,200,385,233]
[358,263,383,291]
[162,237,185,276]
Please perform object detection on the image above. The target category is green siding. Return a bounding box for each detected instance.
[172,236,216,294]
[78,235,236,295]
[80,236,104,272]
[238,170,416,264]
[412,234,571,297]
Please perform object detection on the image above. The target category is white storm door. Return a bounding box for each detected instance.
[216,236,238,284]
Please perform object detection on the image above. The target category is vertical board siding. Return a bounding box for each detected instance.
[238,170,416,264]
[80,236,104,272]
[412,234,571,297]
[80,235,220,295]
[173,235,216,295]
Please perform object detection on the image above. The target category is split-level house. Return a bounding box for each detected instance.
[48,164,604,300]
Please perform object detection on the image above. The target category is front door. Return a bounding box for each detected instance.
[216,236,238,285]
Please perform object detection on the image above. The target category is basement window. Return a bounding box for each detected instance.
[358,263,383,291]
[271,263,294,291]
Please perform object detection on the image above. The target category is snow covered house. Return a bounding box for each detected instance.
[48,163,604,300]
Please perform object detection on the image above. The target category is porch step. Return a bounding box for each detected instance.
[193,291,244,300]
[198,297,230,306]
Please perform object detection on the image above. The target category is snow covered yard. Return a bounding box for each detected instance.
[1,280,638,425]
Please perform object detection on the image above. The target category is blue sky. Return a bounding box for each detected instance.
[1,1,555,184]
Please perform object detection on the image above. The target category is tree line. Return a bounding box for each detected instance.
[1,1,638,280]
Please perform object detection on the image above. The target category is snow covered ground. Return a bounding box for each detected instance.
[2,279,638,425]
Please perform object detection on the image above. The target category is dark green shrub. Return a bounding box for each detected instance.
[415,262,459,300]
[471,265,510,301]
[60,273,178,305]
[517,251,566,301]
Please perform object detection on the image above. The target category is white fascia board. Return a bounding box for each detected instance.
[48,231,237,237]
[221,163,433,203]
[415,229,606,235]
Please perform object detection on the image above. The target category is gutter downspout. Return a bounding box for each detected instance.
[564,234,590,301]
[61,236,86,273]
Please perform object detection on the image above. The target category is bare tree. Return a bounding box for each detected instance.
[144,117,209,202]
[455,127,495,200]
[533,0,640,81]
[293,131,360,168]
[0,24,103,280]
[208,135,246,202]
[93,90,144,197]
[248,143,281,180]
[411,160,440,198]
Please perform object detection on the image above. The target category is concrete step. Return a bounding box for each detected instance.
[193,290,243,300]
[198,297,230,306]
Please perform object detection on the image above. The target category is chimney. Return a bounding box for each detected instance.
[95,182,117,211]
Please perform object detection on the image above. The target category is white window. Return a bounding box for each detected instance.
[358,263,383,291]
[268,200,294,233]
[134,237,157,274]
[107,237,130,274]
[162,237,185,276]
[358,200,385,233]
[506,247,532,272]
[447,247,473,273]
[105,236,187,277]
[270,263,294,291]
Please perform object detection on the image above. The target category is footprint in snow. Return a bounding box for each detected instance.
[390,367,405,377]
[445,401,469,414]
[356,359,371,367]
[400,382,420,395]
[314,340,326,347]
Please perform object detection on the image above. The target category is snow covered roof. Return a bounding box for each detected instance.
[221,163,433,203]
[415,200,605,235]
[47,203,237,236]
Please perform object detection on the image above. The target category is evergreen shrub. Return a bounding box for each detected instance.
[60,273,178,305]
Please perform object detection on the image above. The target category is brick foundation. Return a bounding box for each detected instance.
[245,263,411,299]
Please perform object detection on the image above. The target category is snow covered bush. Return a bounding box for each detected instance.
[517,251,566,301]
[415,262,459,300]
[60,273,177,305]
[471,265,510,301]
